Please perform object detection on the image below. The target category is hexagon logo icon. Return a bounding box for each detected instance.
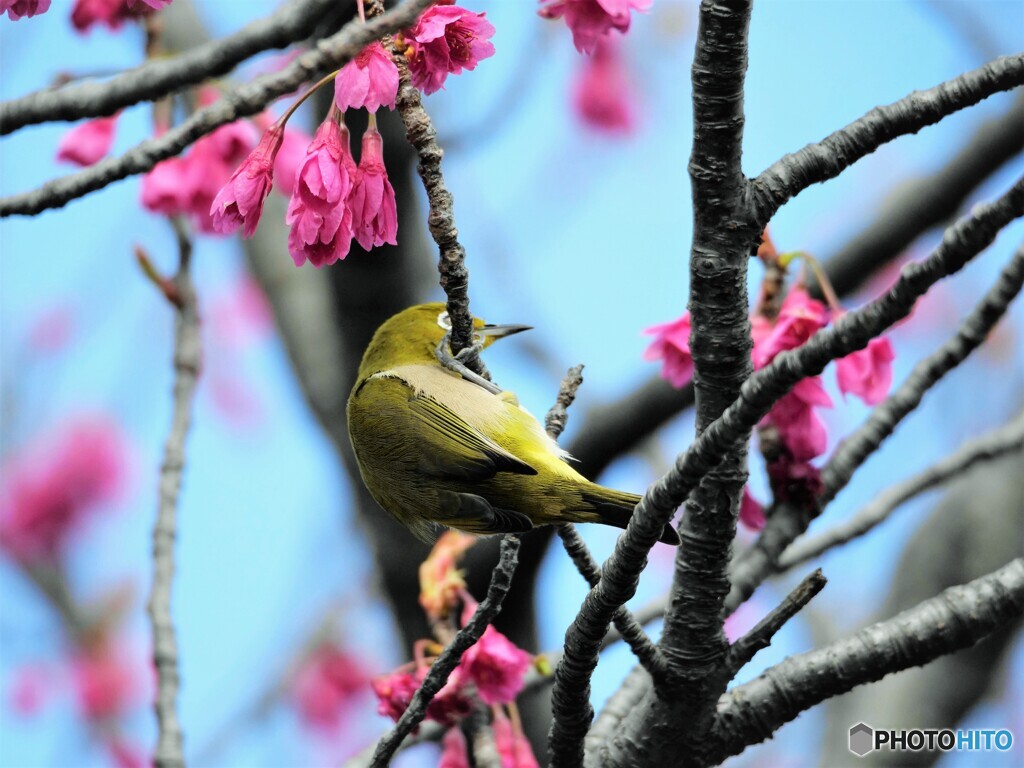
[849,722,874,757]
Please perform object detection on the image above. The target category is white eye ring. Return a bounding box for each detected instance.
[437,311,452,330]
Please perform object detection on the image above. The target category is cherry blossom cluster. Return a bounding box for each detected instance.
[373,532,540,767]
[289,642,371,733]
[1,417,146,766]
[0,0,171,26]
[644,243,896,528]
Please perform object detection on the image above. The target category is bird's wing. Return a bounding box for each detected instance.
[357,374,538,481]
[437,491,535,534]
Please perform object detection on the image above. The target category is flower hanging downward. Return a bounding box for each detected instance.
[286,117,356,268]
[836,335,895,405]
[349,123,398,250]
[210,124,284,238]
[573,38,636,134]
[539,0,651,55]
[334,41,400,112]
[403,4,496,95]
[56,115,118,167]
[643,311,693,388]
[1,0,51,20]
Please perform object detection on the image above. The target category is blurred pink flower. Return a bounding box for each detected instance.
[763,377,832,462]
[539,0,651,55]
[372,667,471,727]
[494,710,540,768]
[419,531,476,621]
[404,5,496,95]
[56,115,118,167]
[572,38,635,134]
[643,311,693,388]
[273,127,314,195]
[210,124,284,238]
[127,0,170,9]
[8,664,53,715]
[460,626,533,705]
[70,0,129,31]
[752,287,829,369]
[1,0,51,21]
[836,336,895,406]
[208,275,273,347]
[439,726,471,768]
[106,738,147,768]
[1,417,127,561]
[27,306,75,354]
[291,645,369,730]
[140,156,190,216]
[349,125,398,250]
[738,487,765,532]
[334,41,399,112]
[286,118,356,267]
[71,645,136,721]
[207,374,263,429]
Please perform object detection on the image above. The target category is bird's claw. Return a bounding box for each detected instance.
[436,332,502,395]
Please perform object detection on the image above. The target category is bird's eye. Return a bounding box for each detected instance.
[437,311,452,330]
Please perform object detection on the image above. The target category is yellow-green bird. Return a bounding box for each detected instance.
[346,302,680,545]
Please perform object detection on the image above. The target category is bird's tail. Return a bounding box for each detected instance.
[580,484,680,546]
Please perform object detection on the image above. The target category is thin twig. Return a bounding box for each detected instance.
[0,0,340,134]
[147,218,199,768]
[726,239,1024,615]
[723,569,826,679]
[779,412,1024,570]
[706,559,1024,766]
[0,0,434,217]
[750,54,1024,225]
[368,536,521,768]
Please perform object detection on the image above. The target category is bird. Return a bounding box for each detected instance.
[346,302,680,545]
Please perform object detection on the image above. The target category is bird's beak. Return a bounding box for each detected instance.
[479,323,532,339]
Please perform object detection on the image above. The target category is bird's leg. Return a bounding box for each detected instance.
[435,332,503,395]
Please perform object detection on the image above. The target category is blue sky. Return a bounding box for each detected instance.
[2,1,1023,766]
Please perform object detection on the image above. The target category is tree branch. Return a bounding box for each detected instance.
[726,235,1024,615]
[369,535,521,768]
[0,0,341,135]
[0,0,434,218]
[723,569,826,679]
[706,559,1024,766]
[146,219,199,768]
[779,412,1024,571]
[821,247,1024,503]
[749,54,1024,224]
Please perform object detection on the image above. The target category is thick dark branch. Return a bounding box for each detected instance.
[816,95,1024,299]
[147,220,199,768]
[706,559,1024,765]
[750,54,1024,224]
[0,0,434,218]
[726,234,1024,615]
[369,536,521,768]
[0,0,339,135]
[780,412,1024,571]
[822,244,1024,502]
[723,569,826,679]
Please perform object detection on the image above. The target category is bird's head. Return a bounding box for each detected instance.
[357,302,531,378]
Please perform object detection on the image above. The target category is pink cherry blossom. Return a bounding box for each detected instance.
[349,125,398,250]
[739,487,765,532]
[56,115,118,167]
[763,376,833,462]
[70,0,129,31]
[1,417,127,562]
[334,41,399,112]
[752,287,829,369]
[403,5,496,95]
[538,0,651,55]
[291,644,368,730]
[836,336,895,405]
[8,663,53,715]
[210,124,284,238]
[643,311,693,388]
[372,667,471,726]
[419,531,476,621]
[439,727,471,768]
[573,38,635,134]
[460,625,533,705]
[286,118,356,267]
[140,156,190,216]
[494,711,541,768]
[71,645,136,721]
[273,127,314,195]
[1,0,51,20]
